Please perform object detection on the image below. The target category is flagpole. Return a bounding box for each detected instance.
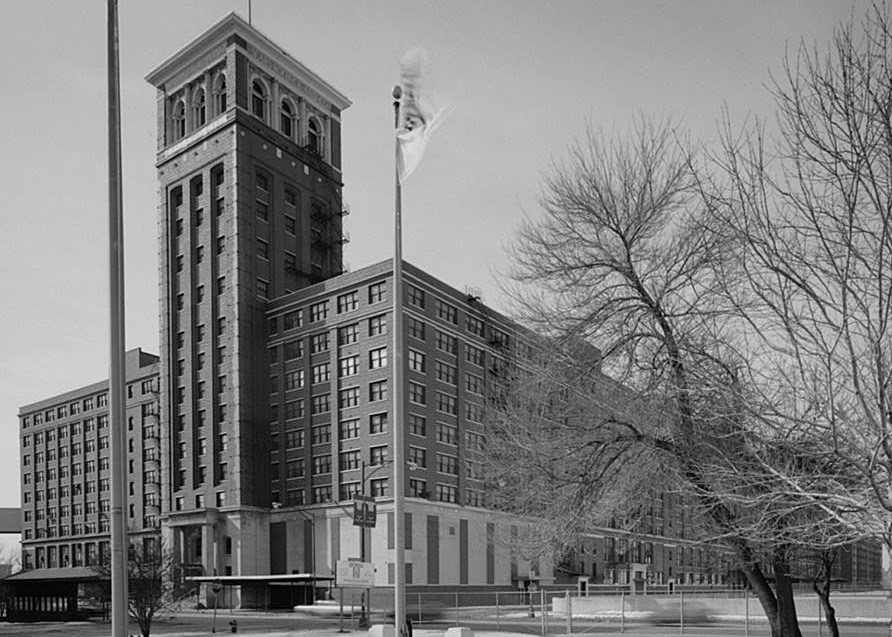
[107,1,129,635]
[391,84,407,636]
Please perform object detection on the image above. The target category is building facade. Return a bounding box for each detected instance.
[16,12,882,605]
[18,349,160,572]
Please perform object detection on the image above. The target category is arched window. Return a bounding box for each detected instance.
[213,73,227,115]
[192,88,206,127]
[251,78,267,120]
[280,99,294,139]
[307,117,321,154]
[172,100,186,141]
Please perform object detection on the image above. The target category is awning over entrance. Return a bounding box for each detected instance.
[186,573,334,585]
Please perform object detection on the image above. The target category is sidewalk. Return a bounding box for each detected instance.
[162,630,534,637]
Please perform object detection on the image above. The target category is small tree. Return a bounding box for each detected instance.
[95,538,176,637]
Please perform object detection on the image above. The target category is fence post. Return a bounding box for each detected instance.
[620,589,625,634]
[541,588,546,636]
[496,591,500,632]
[818,594,823,637]
[680,590,684,636]
[455,591,459,627]
[744,589,749,637]
[565,590,572,635]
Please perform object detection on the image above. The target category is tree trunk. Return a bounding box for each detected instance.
[740,561,783,637]
[813,553,840,637]
[773,551,803,637]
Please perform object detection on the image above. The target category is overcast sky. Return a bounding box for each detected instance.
[0,1,862,508]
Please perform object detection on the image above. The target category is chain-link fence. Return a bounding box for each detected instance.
[331,587,889,635]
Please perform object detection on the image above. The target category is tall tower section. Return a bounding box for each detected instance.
[146,14,350,581]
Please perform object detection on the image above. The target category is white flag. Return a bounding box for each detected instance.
[397,48,449,182]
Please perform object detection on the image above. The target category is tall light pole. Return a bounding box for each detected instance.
[391,84,407,636]
[107,1,128,635]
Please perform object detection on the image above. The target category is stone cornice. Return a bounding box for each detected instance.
[146,12,350,113]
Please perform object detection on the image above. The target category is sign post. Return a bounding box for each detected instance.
[353,491,377,626]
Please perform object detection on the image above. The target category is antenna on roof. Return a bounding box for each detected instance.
[248,0,252,25]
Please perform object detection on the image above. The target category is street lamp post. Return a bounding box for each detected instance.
[357,458,416,628]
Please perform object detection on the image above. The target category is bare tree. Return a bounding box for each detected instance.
[95,538,176,637]
[492,115,867,637]
[701,0,892,612]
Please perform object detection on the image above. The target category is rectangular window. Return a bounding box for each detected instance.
[339,450,361,471]
[466,402,484,423]
[256,278,269,298]
[337,291,358,313]
[338,323,359,345]
[436,483,457,503]
[285,369,304,390]
[311,424,332,444]
[407,284,425,308]
[370,412,388,434]
[285,399,305,420]
[312,485,332,503]
[488,327,510,348]
[339,418,360,440]
[339,386,360,409]
[312,362,331,384]
[286,459,305,479]
[310,333,330,354]
[256,200,269,221]
[310,301,329,322]
[283,310,302,330]
[284,251,296,271]
[284,340,303,360]
[370,446,388,466]
[368,314,387,337]
[340,482,361,501]
[256,238,269,260]
[284,215,296,234]
[286,429,304,448]
[466,315,485,337]
[466,344,484,366]
[339,356,359,377]
[370,478,388,497]
[437,422,458,445]
[368,282,386,304]
[408,316,425,340]
[369,380,387,402]
[435,299,458,324]
[408,382,426,405]
[311,394,331,415]
[436,361,457,385]
[465,372,484,394]
[436,330,457,355]
[465,430,485,451]
[408,349,425,373]
[408,446,427,468]
[437,392,457,415]
[312,455,331,475]
[369,347,387,369]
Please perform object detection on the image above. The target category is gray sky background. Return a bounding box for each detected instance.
[0,1,862,508]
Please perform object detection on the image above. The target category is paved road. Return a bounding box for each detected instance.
[0,613,885,636]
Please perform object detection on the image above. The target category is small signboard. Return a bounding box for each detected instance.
[336,560,376,587]
[352,494,377,528]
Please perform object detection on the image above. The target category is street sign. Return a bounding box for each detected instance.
[336,560,376,587]
[352,494,377,528]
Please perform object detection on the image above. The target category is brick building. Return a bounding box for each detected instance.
[15,12,881,607]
